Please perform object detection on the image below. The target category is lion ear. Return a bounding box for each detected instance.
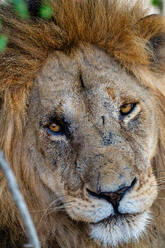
[138,14,165,73]
[26,0,41,17]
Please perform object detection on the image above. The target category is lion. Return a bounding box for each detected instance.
[0,0,165,247]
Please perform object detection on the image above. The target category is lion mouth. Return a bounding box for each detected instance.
[92,212,138,226]
[90,211,151,247]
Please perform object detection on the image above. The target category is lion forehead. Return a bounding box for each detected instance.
[36,44,149,107]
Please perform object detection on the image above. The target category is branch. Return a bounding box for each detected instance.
[0,151,40,248]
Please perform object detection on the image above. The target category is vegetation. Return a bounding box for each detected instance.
[0,0,53,52]
[151,0,163,11]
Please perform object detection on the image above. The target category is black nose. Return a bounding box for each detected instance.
[87,177,137,213]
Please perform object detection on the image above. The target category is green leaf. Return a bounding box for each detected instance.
[151,0,162,10]
[0,35,8,52]
[152,0,158,5]
[40,5,53,19]
[13,0,29,19]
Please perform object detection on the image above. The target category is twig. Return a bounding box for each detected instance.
[0,151,40,248]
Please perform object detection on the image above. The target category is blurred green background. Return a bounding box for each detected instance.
[151,0,163,11]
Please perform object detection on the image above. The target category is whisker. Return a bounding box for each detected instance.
[36,195,74,227]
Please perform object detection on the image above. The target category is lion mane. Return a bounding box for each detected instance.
[0,0,165,247]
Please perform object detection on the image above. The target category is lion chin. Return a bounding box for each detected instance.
[90,211,151,247]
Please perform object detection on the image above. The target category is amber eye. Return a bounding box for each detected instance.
[120,103,136,115]
[48,122,62,134]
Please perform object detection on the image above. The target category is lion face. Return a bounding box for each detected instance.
[23,44,158,247]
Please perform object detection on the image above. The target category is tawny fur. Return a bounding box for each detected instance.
[0,0,165,247]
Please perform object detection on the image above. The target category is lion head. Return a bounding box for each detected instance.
[0,0,165,247]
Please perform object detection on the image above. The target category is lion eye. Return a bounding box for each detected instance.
[48,122,62,134]
[120,103,136,115]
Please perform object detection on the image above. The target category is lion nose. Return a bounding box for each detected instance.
[87,177,137,213]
